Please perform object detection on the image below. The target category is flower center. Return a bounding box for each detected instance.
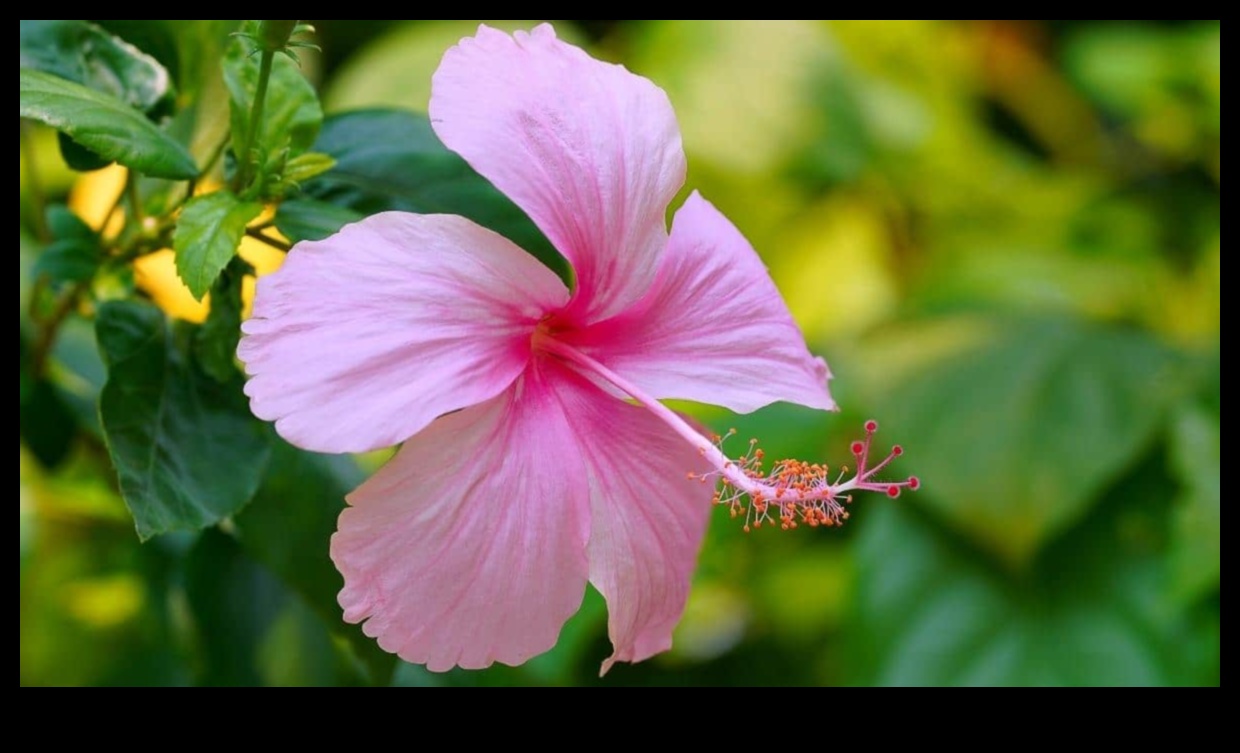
[530,313,578,354]
[538,338,918,532]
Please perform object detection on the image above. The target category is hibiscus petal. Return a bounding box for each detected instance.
[239,212,568,453]
[565,191,836,414]
[559,370,714,674]
[430,24,686,323]
[332,364,591,672]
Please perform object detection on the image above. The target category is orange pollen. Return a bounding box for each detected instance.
[699,420,919,533]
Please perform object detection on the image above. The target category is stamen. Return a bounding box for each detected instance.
[705,421,917,531]
[538,338,919,533]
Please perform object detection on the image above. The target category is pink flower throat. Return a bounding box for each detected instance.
[535,331,919,532]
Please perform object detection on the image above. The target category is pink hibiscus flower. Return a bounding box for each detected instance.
[238,24,915,674]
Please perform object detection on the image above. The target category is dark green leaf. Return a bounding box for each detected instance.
[20,372,78,469]
[49,317,107,436]
[195,259,247,382]
[274,198,362,243]
[173,192,263,300]
[186,526,373,687]
[20,20,175,116]
[94,21,237,99]
[96,300,272,540]
[184,528,289,686]
[35,206,101,286]
[1168,406,1220,603]
[223,33,322,162]
[91,20,184,89]
[303,109,568,280]
[863,317,1181,564]
[234,441,396,684]
[58,131,114,172]
[849,459,1199,686]
[20,69,198,180]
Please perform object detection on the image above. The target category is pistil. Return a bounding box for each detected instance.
[541,338,918,531]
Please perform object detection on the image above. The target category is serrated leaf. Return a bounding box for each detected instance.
[273,198,362,244]
[20,20,175,116]
[173,192,263,300]
[302,109,568,280]
[862,317,1180,565]
[224,33,322,163]
[97,300,272,540]
[20,69,198,180]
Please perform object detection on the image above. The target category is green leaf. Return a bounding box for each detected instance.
[49,317,108,436]
[173,192,263,300]
[266,153,337,201]
[184,528,289,686]
[20,69,198,180]
[20,20,175,116]
[859,317,1181,565]
[96,300,272,540]
[195,259,247,383]
[20,370,78,469]
[186,526,379,687]
[224,33,322,162]
[58,132,114,172]
[274,198,362,243]
[849,469,1196,686]
[91,20,185,90]
[94,20,237,99]
[303,109,568,280]
[35,206,101,286]
[234,441,397,684]
[1168,406,1220,603]
[281,152,336,184]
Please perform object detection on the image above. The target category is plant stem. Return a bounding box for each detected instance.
[126,174,146,228]
[234,49,275,193]
[245,227,291,252]
[31,282,88,378]
[187,133,231,199]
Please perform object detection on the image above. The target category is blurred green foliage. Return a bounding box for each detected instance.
[20,20,1219,686]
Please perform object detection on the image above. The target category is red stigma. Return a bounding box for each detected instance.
[865,420,878,433]
[892,445,903,456]
[850,441,864,455]
[886,485,900,498]
[908,476,920,490]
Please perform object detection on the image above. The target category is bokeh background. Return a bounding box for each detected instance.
[20,20,1220,686]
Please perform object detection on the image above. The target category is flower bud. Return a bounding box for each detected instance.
[258,20,299,51]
